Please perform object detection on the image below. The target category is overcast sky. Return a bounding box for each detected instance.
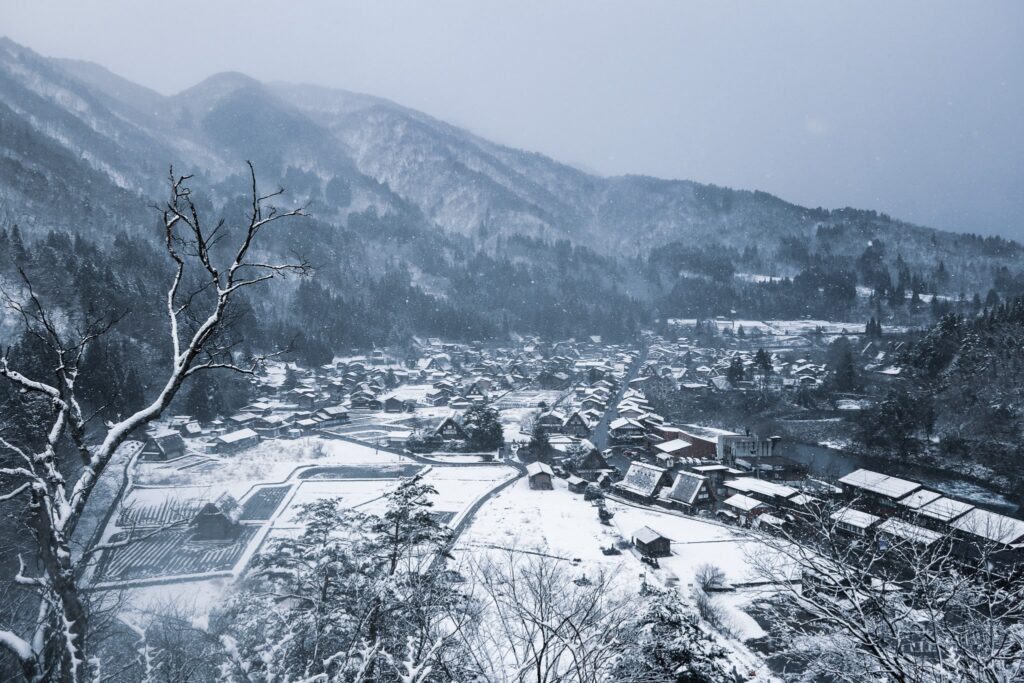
[3,1,1023,237]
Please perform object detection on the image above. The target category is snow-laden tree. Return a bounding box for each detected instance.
[608,586,733,683]
[216,475,470,683]
[0,164,308,682]
[746,500,1024,682]
[460,406,504,452]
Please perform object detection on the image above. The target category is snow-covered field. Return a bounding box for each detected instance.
[135,437,409,490]
[456,477,784,676]
[96,437,516,592]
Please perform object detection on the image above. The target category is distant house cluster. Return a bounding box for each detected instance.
[833,468,1024,573]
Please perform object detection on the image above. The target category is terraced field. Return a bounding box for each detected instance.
[239,485,292,521]
[96,526,258,582]
[117,498,205,528]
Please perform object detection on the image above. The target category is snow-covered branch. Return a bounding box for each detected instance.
[0,163,309,682]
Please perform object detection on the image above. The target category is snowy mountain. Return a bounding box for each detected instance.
[0,36,1020,304]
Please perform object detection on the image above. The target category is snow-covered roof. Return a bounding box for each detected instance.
[838,469,920,500]
[654,438,691,454]
[218,428,258,444]
[757,514,785,527]
[918,496,974,523]
[526,462,554,477]
[831,507,880,530]
[691,464,729,473]
[723,494,764,512]
[950,508,1024,545]
[608,417,644,431]
[661,472,707,506]
[616,462,667,497]
[632,526,667,545]
[725,477,797,500]
[878,518,943,546]
[897,489,943,511]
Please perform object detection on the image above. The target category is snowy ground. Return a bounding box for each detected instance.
[455,477,783,679]
[135,437,410,491]
[497,406,539,443]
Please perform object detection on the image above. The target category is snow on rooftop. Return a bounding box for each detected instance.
[616,462,667,497]
[691,464,729,472]
[831,507,880,529]
[632,526,666,544]
[838,468,920,499]
[725,477,797,500]
[526,461,554,476]
[218,428,258,443]
[878,518,943,546]
[950,508,1024,545]
[723,494,764,512]
[897,489,943,510]
[654,438,691,454]
[918,496,974,522]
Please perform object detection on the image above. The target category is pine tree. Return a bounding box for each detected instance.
[827,337,857,391]
[726,356,745,385]
[9,224,27,266]
[461,406,504,451]
[221,476,462,680]
[754,348,772,378]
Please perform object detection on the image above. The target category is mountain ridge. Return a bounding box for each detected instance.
[0,35,1020,308]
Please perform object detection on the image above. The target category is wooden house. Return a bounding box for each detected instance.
[179,422,204,438]
[254,414,291,438]
[214,428,260,454]
[527,462,554,490]
[575,448,611,480]
[608,418,646,444]
[632,526,671,558]
[383,396,409,413]
[830,506,881,537]
[722,493,769,526]
[434,416,467,441]
[563,412,590,438]
[425,389,449,407]
[316,405,350,427]
[838,469,921,515]
[140,433,187,461]
[567,475,588,494]
[660,472,713,513]
[613,462,671,503]
[192,493,241,540]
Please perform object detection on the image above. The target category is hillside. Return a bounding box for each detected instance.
[0,34,1022,346]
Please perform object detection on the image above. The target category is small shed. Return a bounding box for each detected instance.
[192,493,241,540]
[632,526,671,558]
[567,475,587,494]
[526,462,554,490]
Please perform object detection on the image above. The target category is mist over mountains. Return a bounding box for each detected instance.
[1,35,1021,350]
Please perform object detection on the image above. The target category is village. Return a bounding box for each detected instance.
[80,327,1024,677]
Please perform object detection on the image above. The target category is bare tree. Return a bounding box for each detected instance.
[0,163,308,682]
[456,550,631,683]
[746,501,1024,682]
